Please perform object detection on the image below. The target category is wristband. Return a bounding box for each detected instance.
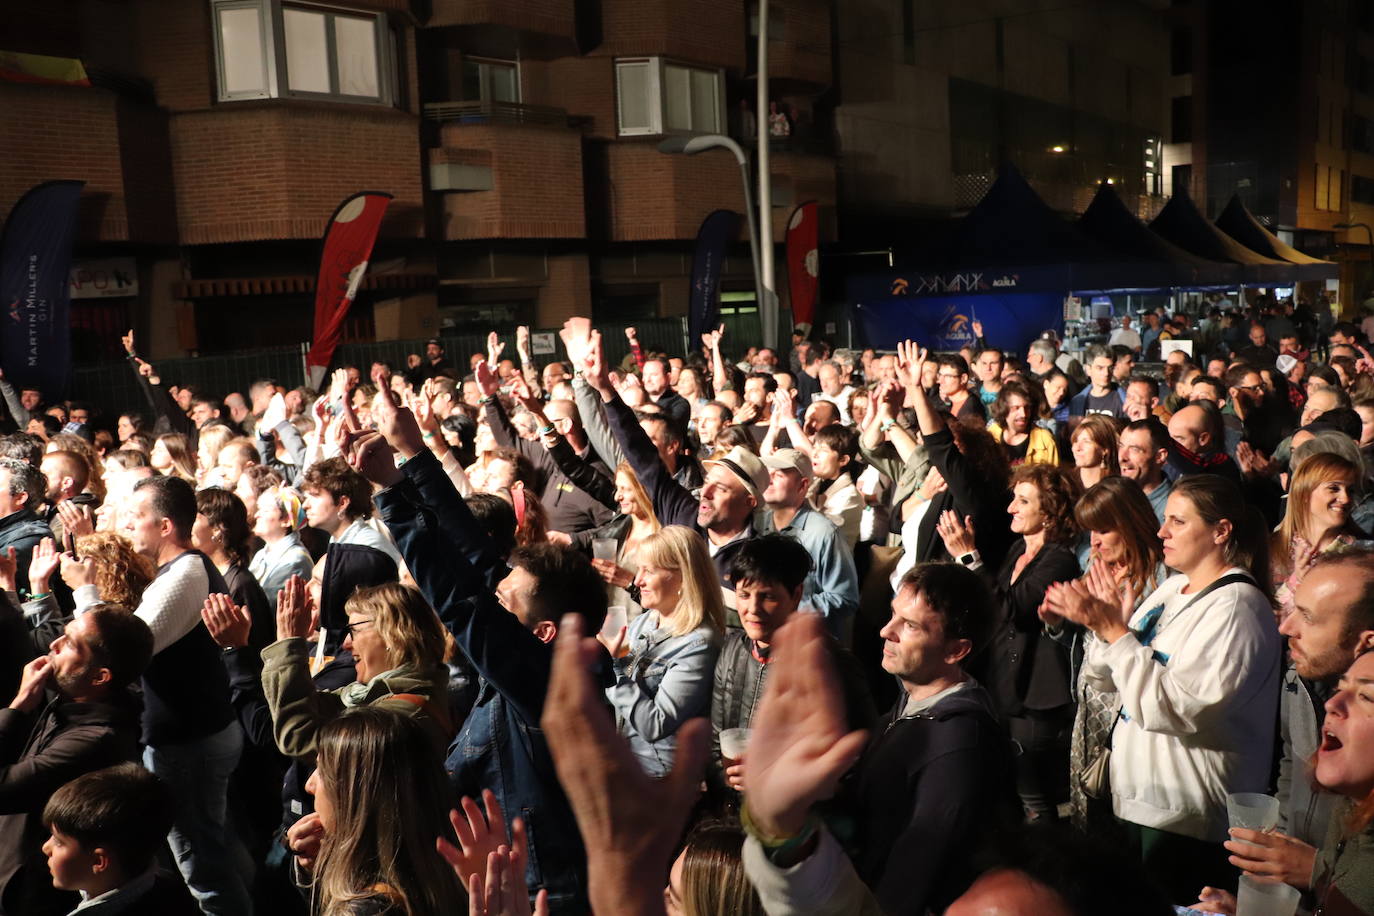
[479,394,498,405]
[538,424,556,437]
[879,418,896,431]
[27,591,50,601]
[740,802,818,854]
[422,431,436,440]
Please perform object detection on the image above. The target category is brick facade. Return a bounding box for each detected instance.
[433,123,585,239]
[171,103,423,244]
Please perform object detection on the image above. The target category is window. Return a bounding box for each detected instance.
[614,57,724,137]
[212,0,396,105]
[1353,174,1374,205]
[1171,95,1192,143]
[462,58,519,103]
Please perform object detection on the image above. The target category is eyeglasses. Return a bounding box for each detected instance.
[343,619,374,638]
[1235,384,1265,393]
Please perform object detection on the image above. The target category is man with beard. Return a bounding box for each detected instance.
[1223,550,1374,886]
[987,379,1058,467]
[0,606,152,915]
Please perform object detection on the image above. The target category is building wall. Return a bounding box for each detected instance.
[833,0,1169,227]
[171,105,424,244]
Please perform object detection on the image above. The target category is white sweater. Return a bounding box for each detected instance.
[1083,569,1280,841]
[75,551,212,655]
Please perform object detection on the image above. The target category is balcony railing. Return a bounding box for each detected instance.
[423,100,576,129]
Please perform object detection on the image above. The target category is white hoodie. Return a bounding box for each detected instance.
[1083,569,1280,841]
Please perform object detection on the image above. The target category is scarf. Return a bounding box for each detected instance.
[338,664,417,707]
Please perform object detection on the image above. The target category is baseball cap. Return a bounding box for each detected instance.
[702,446,769,502]
[760,448,813,480]
[1276,354,1298,375]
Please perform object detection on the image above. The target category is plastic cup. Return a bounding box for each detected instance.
[1235,875,1299,916]
[720,727,752,762]
[600,606,627,641]
[592,538,618,563]
[1227,793,1280,833]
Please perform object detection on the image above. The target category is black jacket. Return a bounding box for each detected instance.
[0,691,143,916]
[482,398,615,534]
[848,681,1018,916]
[910,427,1014,566]
[978,540,1081,716]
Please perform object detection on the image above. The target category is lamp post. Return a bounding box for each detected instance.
[657,135,766,329]
[1336,221,1374,314]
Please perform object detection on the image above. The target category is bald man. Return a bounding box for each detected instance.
[1166,403,1241,485]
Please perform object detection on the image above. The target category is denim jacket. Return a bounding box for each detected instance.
[373,450,595,914]
[607,611,720,779]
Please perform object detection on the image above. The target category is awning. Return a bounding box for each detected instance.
[1214,195,1338,281]
[173,272,436,299]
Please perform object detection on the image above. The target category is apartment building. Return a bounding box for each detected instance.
[0,0,837,358]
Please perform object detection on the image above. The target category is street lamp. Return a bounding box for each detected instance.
[658,134,771,335]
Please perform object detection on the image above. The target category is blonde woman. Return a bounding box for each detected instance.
[602,525,724,778]
[1270,452,1368,621]
[249,485,315,604]
[251,581,452,759]
[576,463,662,622]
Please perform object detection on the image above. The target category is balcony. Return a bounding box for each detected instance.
[0,82,176,244]
[426,0,577,47]
[598,0,747,73]
[749,0,833,90]
[425,102,586,239]
[170,103,424,244]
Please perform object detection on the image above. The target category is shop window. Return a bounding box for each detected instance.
[212,0,397,105]
[615,57,723,137]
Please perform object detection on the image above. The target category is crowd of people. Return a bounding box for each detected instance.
[0,299,1372,916]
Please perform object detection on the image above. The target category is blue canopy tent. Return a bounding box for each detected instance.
[851,164,1187,351]
[1077,182,1239,290]
[1148,189,1294,285]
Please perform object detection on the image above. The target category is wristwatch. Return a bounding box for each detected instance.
[957,551,980,567]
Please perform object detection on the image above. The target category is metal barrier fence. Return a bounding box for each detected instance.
[70,317,695,419]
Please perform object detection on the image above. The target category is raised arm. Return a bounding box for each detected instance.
[516,325,545,400]
[573,321,697,528]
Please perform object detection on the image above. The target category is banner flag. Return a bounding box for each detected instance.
[687,209,739,351]
[854,292,1064,352]
[785,201,819,333]
[0,180,85,397]
[307,191,392,388]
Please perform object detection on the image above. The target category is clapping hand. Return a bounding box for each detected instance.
[56,501,94,540]
[201,592,253,649]
[541,614,707,913]
[934,511,976,558]
[275,575,313,641]
[461,847,547,916]
[436,790,529,894]
[28,538,60,596]
[743,613,869,838]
